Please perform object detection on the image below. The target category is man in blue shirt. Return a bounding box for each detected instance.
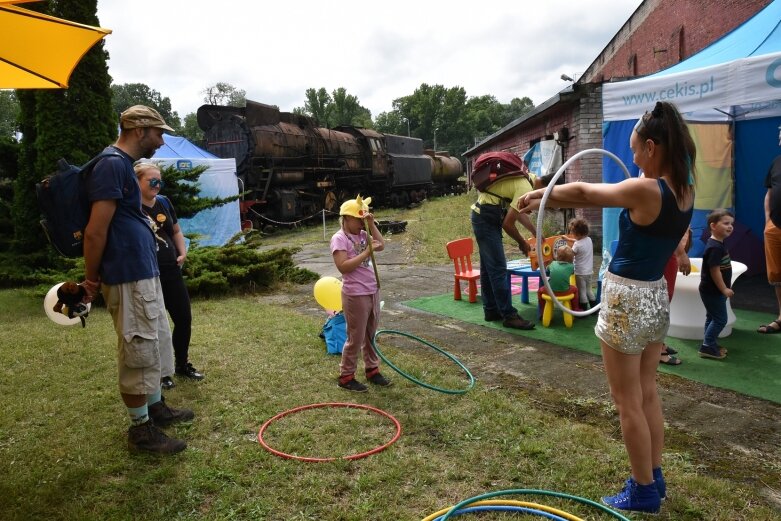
[82,105,194,454]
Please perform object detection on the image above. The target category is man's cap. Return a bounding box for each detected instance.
[120,105,174,132]
[339,195,372,218]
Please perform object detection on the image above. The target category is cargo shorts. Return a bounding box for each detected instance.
[103,277,174,395]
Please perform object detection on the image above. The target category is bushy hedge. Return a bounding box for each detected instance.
[0,230,318,298]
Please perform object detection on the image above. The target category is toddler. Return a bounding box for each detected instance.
[537,245,579,317]
[698,209,734,360]
[330,195,391,392]
[569,218,597,309]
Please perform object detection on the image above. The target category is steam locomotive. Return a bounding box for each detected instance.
[197,100,463,228]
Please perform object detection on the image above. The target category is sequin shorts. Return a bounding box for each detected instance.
[595,271,669,355]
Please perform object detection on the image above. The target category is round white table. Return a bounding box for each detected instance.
[667,258,747,340]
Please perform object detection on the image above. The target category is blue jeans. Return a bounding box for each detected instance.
[700,289,727,347]
[471,206,518,318]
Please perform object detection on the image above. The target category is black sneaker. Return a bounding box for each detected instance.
[161,376,175,390]
[149,396,195,427]
[338,378,368,392]
[127,420,186,454]
[367,372,392,387]
[175,362,204,381]
[502,314,535,330]
[699,344,726,360]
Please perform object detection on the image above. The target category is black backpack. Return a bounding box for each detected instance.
[36,150,124,257]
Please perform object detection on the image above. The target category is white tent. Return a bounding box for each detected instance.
[152,135,241,247]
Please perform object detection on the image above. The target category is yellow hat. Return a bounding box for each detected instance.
[339,195,372,218]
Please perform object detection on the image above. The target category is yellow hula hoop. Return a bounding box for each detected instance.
[421,499,585,521]
[542,243,553,257]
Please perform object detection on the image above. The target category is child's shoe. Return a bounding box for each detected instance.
[338,378,368,392]
[699,344,726,359]
[366,368,392,387]
[601,477,661,514]
[653,467,666,500]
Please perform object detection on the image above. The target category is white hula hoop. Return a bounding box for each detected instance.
[536,148,631,318]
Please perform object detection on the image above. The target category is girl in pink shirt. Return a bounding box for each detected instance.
[330,196,391,392]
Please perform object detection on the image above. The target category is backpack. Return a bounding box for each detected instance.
[471,151,532,198]
[36,149,124,257]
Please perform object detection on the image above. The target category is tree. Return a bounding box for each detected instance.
[180,112,204,145]
[202,82,246,107]
[13,0,115,254]
[295,87,372,128]
[0,91,20,141]
[111,83,182,131]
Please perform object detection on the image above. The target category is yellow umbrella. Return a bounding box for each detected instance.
[0,0,111,89]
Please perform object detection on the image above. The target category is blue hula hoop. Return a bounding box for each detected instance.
[371,329,475,394]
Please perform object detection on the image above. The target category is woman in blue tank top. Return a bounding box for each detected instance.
[519,101,695,514]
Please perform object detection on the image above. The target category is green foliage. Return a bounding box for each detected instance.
[111,82,182,131]
[202,82,246,107]
[0,90,19,141]
[295,87,372,128]
[374,83,535,158]
[180,112,204,144]
[182,231,318,297]
[0,140,19,251]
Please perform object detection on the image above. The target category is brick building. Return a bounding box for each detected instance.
[463,0,772,248]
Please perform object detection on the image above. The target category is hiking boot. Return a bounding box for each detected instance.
[161,376,175,390]
[127,420,186,454]
[175,362,204,381]
[699,344,726,360]
[338,378,368,392]
[502,314,535,330]
[366,372,392,387]
[149,397,195,427]
[601,477,661,514]
[484,310,503,322]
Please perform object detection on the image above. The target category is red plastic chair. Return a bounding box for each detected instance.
[446,238,481,303]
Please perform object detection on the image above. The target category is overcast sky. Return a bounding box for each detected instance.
[96,0,643,120]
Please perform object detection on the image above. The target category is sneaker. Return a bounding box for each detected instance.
[601,477,661,514]
[338,378,368,392]
[161,376,175,390]
[127,420,186,454]
[484,310,503,322]
[653,467,667,500]
[175,362,204,381]
[367,372,392,387]
[149,396,195,427]
[699,344,727,360]
[502,314,535,330]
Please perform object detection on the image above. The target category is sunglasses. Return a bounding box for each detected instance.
[148,178,164,189]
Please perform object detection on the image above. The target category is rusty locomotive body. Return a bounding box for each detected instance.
[197,100,463,227]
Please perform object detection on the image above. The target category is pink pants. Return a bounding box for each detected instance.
[339,292,381,379]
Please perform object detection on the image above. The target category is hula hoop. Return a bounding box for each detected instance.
[257,402,401,462]
[435,489,632,521]
[422,500,581,521]
[536,148,631,319]
[372,329,475,394]
[432,505,568,520]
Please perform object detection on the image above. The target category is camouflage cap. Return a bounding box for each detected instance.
[120,105,174,132]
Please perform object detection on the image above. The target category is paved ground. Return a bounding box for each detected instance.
[281,234,781,508]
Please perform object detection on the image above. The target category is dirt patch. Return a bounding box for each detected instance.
[279,235,781,508]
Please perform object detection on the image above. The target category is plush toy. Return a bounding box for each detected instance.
[53,281,89,327]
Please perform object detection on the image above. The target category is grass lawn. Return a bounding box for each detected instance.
[1,195,778,520]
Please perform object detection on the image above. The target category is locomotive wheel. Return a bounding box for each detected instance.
[324,191,338,213]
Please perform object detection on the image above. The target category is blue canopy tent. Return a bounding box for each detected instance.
[601,0,781,274]
[152,134,241,247]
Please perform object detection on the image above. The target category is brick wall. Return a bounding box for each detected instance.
[582,0,772,82]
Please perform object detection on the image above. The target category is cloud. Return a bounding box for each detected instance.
[97,0,641,118]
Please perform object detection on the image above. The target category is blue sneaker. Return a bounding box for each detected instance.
[653,467,667,500]
[601,477,661,514]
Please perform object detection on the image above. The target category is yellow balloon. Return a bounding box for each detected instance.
[313,276,343,311]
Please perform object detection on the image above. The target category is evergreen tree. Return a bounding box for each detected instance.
[13,0,115,253]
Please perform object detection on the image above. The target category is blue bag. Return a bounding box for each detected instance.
[320,312,346,355]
